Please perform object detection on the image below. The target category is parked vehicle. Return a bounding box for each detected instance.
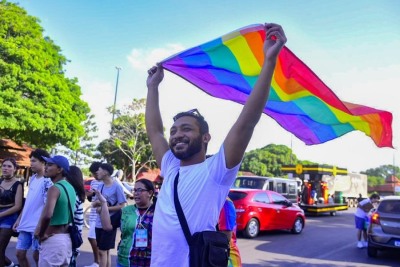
[229,188,305,238]
[281,165,368,215]
[322,172,368,208]
[233,176,299,203]
[84,177,95,191]
[367,196,400,258]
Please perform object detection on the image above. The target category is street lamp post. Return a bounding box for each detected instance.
[111,66,122,126]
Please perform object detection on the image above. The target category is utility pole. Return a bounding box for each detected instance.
[111,66,122,127]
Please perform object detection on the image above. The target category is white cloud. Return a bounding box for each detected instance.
[127,44,185,70]
[80,44,400,173]
[80,80,114,142]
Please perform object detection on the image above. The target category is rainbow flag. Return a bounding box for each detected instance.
[161,24,393,148]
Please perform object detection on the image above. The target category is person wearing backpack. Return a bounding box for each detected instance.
[34,155,76,266]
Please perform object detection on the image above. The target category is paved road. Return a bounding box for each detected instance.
[237,208,400,267]
[5,208,400,266]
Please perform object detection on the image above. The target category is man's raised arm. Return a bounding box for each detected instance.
[224,23,287,169]
[145,65,169,166]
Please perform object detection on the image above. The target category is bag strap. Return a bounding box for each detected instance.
[100,183,118,206]
[58,182,75,226]
[173,172,192,245]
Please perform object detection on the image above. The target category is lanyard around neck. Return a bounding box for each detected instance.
[137,205,151,228]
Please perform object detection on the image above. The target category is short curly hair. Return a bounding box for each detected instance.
[29,149,50,163]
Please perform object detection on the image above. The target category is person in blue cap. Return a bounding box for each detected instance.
[34,155,77,267]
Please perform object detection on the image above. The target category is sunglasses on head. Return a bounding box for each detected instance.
[173,108,204,122]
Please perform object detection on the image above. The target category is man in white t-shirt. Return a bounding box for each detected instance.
[146,23,287,266]
[13,149,53,267]
[354,193,380,248]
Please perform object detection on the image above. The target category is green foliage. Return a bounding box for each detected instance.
[97,98,155,180]
[363,164,399,179]
[0,1,89,149]
[367,176,385,187]
[55,113,98,166]
[241,144,299,176]
[241,140,399,187]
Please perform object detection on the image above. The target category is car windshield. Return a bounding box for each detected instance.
[228,191,248,201]
[233,177,265,189]
[377,199,400,213]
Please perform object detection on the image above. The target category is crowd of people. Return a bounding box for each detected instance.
[0,152,242,267]
[0,22,288,267]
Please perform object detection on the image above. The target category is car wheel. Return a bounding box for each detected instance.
[367,243,378,258]
[244,218,259,238]
[291,217,304,234]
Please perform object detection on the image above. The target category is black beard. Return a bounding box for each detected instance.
[170,135,203,160]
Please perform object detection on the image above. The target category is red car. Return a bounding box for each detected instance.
[84,177,95,191]
[229,189,306,238]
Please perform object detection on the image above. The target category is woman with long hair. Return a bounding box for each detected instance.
[66,165,86,267]
[96,178,156,267]
[0,158,23,267]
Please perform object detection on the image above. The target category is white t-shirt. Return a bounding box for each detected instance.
[89,179,103,222]
[355,198,372,218]
[17,174,53,232]
[150,145,240,267]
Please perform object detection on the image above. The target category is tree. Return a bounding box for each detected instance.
[363,165,399,179]
[97,98,155,181]
[240,144,321,176]
[363,164,399,187]
[241,144,297,176]
[55,113,99,166]
[0,1,89,149]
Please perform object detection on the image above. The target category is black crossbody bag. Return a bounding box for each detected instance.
[173,172,230,267]
[100,184,122,229]
[59,183,83,250]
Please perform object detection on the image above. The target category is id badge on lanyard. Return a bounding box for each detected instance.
[135,228,148,247]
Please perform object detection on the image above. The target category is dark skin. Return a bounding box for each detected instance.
[34,163,68,242]
[146,23,287,170]
[168,116,210,165]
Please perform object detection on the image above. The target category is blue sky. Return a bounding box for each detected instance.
[10,0,400,172]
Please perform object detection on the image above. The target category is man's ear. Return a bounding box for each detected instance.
[203,133,211,144]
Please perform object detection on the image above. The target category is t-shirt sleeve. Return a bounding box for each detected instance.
[74,200,84,233]
[160,150,179,182]
[209,145,241,186]
[42,178,53,204]
[116,183,127,204]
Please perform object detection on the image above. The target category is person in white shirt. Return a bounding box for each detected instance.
[328,194,335,204]
[84,162,103,267]
[13,149,52,267]
[146,23,287,266]
[354,193,380,248]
